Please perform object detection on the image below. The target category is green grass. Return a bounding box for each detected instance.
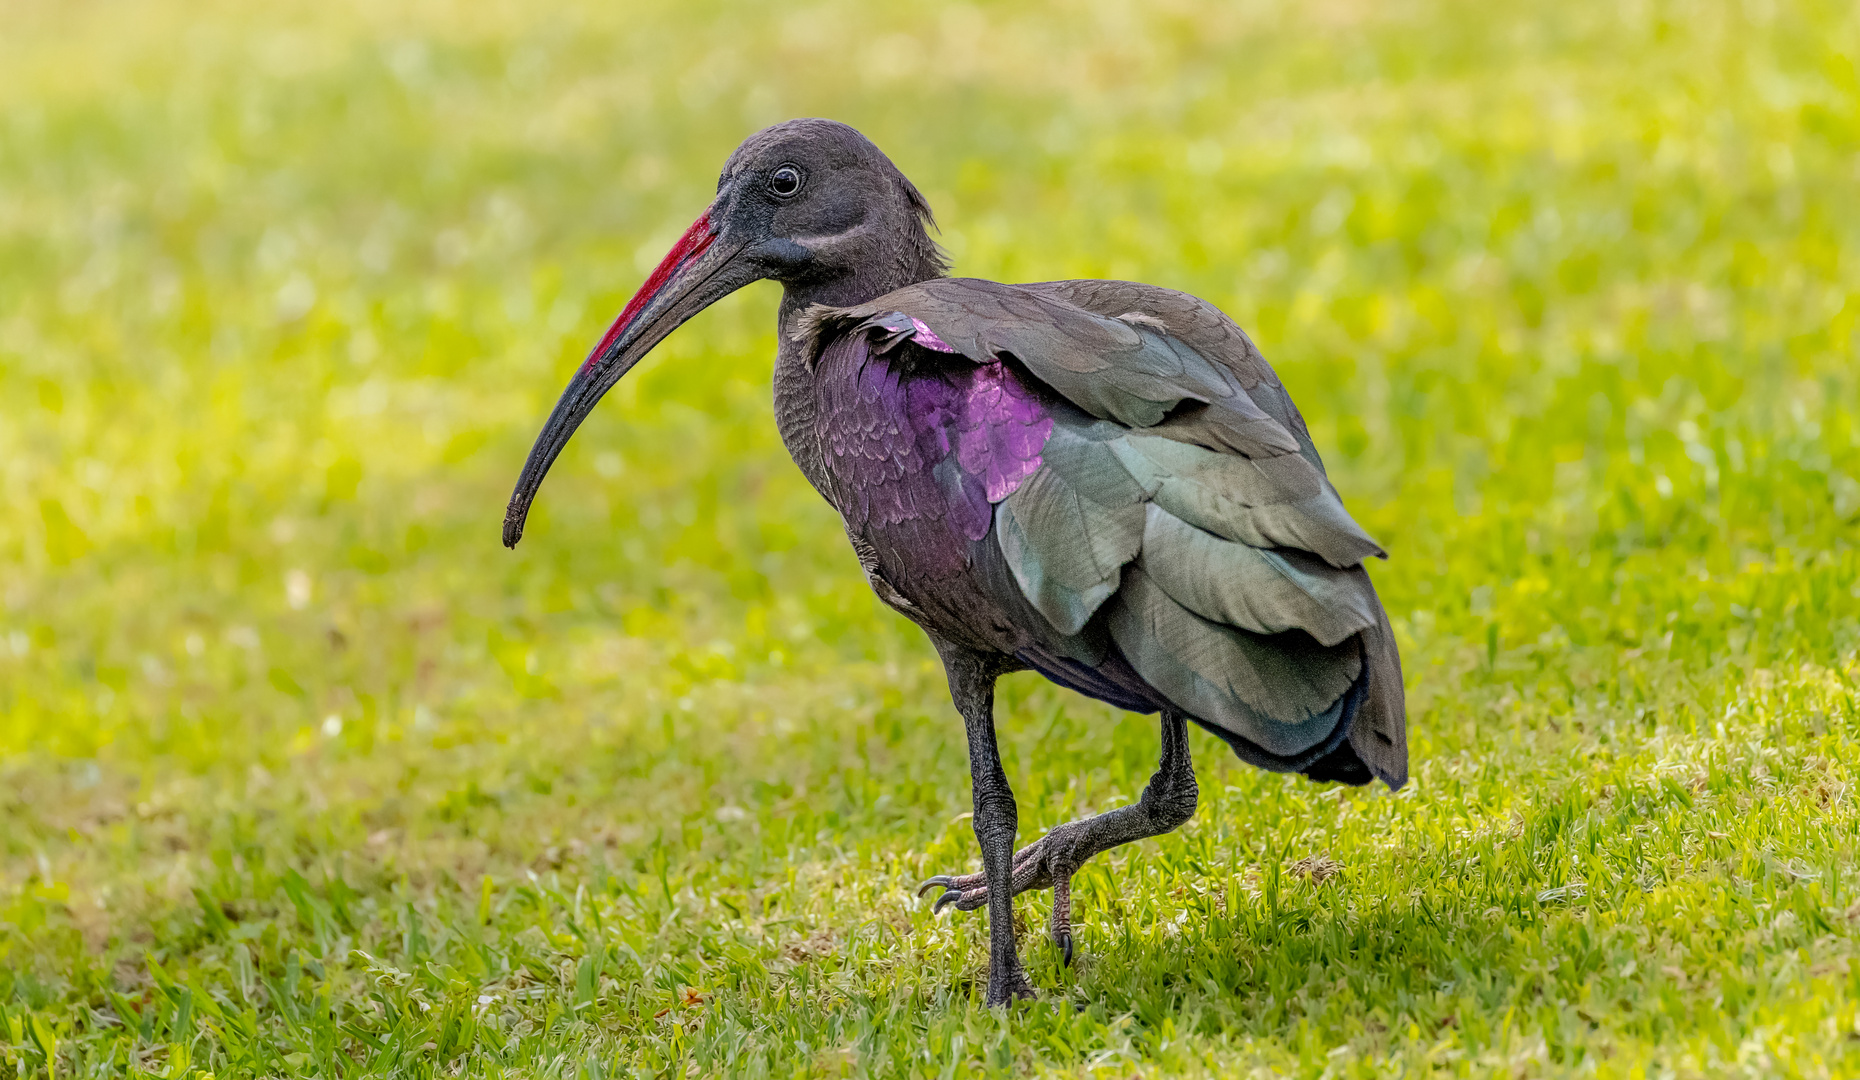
[3,0,1859,1074]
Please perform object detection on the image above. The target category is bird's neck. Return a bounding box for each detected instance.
[769,217,945,504]
[770,253,943,510]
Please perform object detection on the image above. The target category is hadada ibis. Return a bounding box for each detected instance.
[504,118,1407,1006]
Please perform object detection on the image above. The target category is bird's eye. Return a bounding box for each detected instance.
[768,165,803,198]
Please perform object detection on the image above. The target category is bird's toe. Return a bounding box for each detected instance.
[918,867,988,909]
[1047,866,1078,966]
[930,884,989,914]
[915,875,957,898]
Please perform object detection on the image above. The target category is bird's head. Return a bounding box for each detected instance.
[502,118,942,548]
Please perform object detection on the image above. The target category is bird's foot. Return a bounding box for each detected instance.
[984,964,1038,1007]
[918,821,1090,964]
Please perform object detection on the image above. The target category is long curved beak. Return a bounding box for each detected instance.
[503,207,749,548]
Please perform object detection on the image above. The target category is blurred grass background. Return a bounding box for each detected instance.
[2,0,1859,1075]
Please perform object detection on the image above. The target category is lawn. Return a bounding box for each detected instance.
[3,0,1859,1075]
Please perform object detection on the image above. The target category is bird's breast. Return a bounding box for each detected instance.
[801,331,1057,650]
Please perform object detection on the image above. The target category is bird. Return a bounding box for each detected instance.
[503,118,1406,1007]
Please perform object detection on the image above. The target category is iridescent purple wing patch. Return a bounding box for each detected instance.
[949,363,1052,504]
[815,327,1056,551]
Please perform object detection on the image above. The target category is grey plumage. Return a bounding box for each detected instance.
[1106,565,1358,756]
[995,443,1146,636]
[1137,505,1378,647]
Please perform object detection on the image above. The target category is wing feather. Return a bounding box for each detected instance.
[1107,434,1384,568]
[1138,504,1378,646]
[996,465,1145,636]
[1104,566,1358,757]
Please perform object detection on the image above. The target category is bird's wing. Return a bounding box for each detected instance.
[1019,278,1407,785]
[799,278,1406,787]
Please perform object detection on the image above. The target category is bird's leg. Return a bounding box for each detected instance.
[920,710,1198,965]
[930,638,1034,1006]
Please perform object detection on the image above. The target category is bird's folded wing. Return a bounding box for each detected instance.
[799,278,1404,778]
[1017,278,1408,785]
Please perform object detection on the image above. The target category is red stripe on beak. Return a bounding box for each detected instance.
[583,211,718,371]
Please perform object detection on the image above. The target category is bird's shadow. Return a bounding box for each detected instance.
[1018,881,1562,1039]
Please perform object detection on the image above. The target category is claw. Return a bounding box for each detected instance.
[932,887,963,914]
[916,875,956,898]
[1058,930,1073,966]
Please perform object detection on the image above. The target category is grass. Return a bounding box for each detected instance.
[3,0,1859,1074]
